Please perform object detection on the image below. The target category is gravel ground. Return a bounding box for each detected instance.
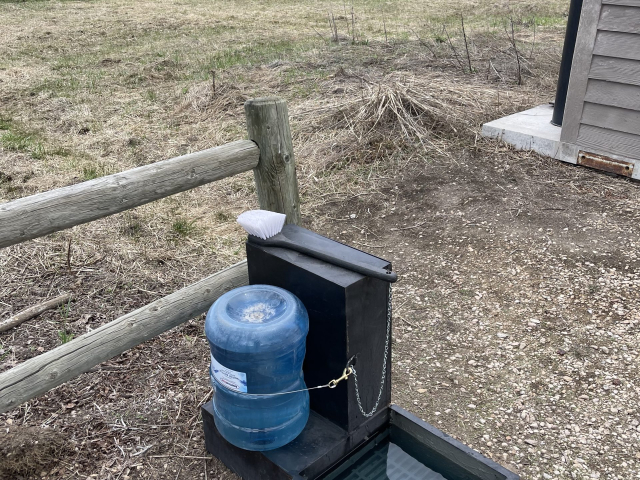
[2,1,639,478]
[327,148,640,480]
[2,127,640,480]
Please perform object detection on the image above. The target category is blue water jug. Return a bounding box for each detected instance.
[204,284,310,451]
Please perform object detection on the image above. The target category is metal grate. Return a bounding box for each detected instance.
[331,439,447,480]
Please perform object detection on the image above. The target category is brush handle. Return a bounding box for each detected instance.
[248,232,397,283]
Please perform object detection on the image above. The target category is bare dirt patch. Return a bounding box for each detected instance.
[310,142,640,480]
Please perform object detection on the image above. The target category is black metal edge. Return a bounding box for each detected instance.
[202,398,388,480]
[345,406,389,452]
[262,411,349,476]
[551,0,584,126]
[344,277,392,430]
[389,405,520,480]
[280,224,392,270]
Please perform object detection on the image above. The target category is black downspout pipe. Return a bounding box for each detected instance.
[551,0,584,127]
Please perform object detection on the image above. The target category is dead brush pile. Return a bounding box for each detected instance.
[175,80,249,118]
[294,72,533,166]
[1,427,72,479]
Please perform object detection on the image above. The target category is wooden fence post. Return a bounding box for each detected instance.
[244,98,301,225]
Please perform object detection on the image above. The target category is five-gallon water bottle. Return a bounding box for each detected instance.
[205,285,310,451]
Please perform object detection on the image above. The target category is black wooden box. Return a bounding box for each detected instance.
[246,236,392,434]
[202,231,519,480]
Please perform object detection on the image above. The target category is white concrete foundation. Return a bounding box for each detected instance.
[481,104,579,164]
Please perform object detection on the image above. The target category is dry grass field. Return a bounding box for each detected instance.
[2,0,640,479]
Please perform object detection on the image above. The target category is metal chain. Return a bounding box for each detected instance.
[350,283,392,417]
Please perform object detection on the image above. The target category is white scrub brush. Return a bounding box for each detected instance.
[237,210,286,240]
[236,210,397,283]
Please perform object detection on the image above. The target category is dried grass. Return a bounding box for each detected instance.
[335,76,492,136]
[294,72,532,167]
[0,1,591,479]
[177,81,249,117]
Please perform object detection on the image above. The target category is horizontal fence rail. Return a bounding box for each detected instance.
[0,97,302,413]
[0,261,249,414]
[0,140,259,249]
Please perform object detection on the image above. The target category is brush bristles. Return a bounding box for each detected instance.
[237,210,286,240]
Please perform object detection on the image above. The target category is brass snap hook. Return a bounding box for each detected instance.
[328,367,352,388]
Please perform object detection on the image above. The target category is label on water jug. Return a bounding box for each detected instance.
[211,354,248,393]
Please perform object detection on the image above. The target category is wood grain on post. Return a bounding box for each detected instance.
[0,261,249,414]
[0,293,72,333]
[244,98,301,225]
[0,140,259,249]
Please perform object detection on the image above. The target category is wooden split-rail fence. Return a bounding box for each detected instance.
[0,98,301,414]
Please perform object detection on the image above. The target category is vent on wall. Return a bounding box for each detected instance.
[577,151,634,177]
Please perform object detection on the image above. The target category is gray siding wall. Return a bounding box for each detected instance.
[562,0,640,161]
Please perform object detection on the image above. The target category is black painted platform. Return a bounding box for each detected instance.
[202,400,389,480]
[202,403,520,480]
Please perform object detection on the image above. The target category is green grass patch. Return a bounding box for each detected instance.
[0,115,11,131]
[458,288,475,298]
[51,146,73,157]
[0,343,9,363]
[1,131,33,151]
[57,298,75,344]
[215,211,232,222]
[201,39,310,75]
[0,130,47,159]
[172,218,196,237]
[30,72,103,96]
[0,116,92,169]
[31,76,81,96]
[145,89,158,102]
[123,215,143,236]
[0,113,88,167]
[82,162,113,180]
[58,329,75,344]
